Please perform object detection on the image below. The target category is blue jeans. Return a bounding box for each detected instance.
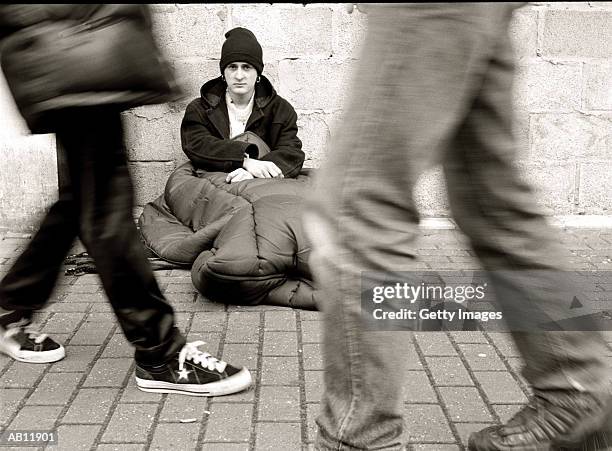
[304,4,611,450]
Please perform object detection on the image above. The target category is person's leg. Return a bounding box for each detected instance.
[305,5,510,449]
[0,160,77,362]
[53,106,251,396]
[440,6,611,450]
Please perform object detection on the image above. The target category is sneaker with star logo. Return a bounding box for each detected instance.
[134,341,252,397]
[0,318,65,363]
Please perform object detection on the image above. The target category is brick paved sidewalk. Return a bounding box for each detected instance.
[1,227,611,450]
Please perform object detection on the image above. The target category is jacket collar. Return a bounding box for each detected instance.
[199,75,276,110]
[199,75,273,138]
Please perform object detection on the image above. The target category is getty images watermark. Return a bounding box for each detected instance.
[361,271,612,332]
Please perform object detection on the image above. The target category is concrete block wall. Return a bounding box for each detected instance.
[0,3,610,232]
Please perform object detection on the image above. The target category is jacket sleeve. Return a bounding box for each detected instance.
[259,102,305,178]
[181,100,257,172]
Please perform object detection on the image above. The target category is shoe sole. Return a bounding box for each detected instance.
[0,341,65,363]
[135,367,253,397]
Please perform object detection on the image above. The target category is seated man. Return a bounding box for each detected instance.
[181,27,305,183]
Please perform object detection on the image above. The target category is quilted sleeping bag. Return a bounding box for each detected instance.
[138,161,316,310]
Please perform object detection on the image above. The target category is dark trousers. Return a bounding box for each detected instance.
[0,106,185,365]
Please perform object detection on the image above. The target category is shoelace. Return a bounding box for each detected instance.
[178,341,227,374]
[5,324,49,345]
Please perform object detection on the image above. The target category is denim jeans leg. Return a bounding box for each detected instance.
[306,5,523,449]
[442,14,611,394]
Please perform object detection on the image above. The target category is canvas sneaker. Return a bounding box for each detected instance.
[135,340,252,397]
[468,389,612,450]
[0,319,65,363]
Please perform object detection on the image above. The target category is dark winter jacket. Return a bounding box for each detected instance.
[0,4,179,132]
[181,75,305,178]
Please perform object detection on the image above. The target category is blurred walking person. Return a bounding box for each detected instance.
[0,4,251,397]
[305,3,611,450]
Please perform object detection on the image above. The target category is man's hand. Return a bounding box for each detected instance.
[226,168,254,184]
[243,158,284,179]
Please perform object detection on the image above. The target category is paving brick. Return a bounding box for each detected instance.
[61,388,119,424]
[438,386,493,422]
[159,395,210,423]
[194,294,228,312]
[474,372,528,404]
[300,311,321,321]
[255,422,301,451]
[425,357,473,386]
[67,284,102,294]
[221,344,259,371]
[306,403,320,443]
[261,356,299,386]
[414,333,457,356]
[63,292,106,304]
[49,346,98,373]
[173,312,192,334]
[0,389,28,426]
[458,344,507,371]
[73,274,102,285]
[150,422,200,450]
[404,341,424,370]
[263,311,297,331]
[9,406,63,429]
[101,404,158,443]
[449,331,488,344]
[301,320,322,343]
[88,303,113,313]
[101,334,133,358]
[200,444,249,451]
[120,377,163,403]
[70,320,114,345]
[0,353,10,372]
[55,424,100,450]
[258,386,301,422]
[0,363,47,388]
[41,313,86,334]
[26,373,82,406]
[302,344,323,370]
[46,302,92,313]
[189,333,221,357]
[204,403,253,442]
[82,358,132,387]
[165,283,197,294]
[486,333,521,357]
[493,404,529,424]
[263,331,298,356]
[404,404,454,443]
[225,312,260,343]
[403,371,437,404]
[412,446,461,451]
[304,370,324,403]
[96,445,145,451]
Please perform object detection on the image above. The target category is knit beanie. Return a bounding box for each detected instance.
[220,27,264,75]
